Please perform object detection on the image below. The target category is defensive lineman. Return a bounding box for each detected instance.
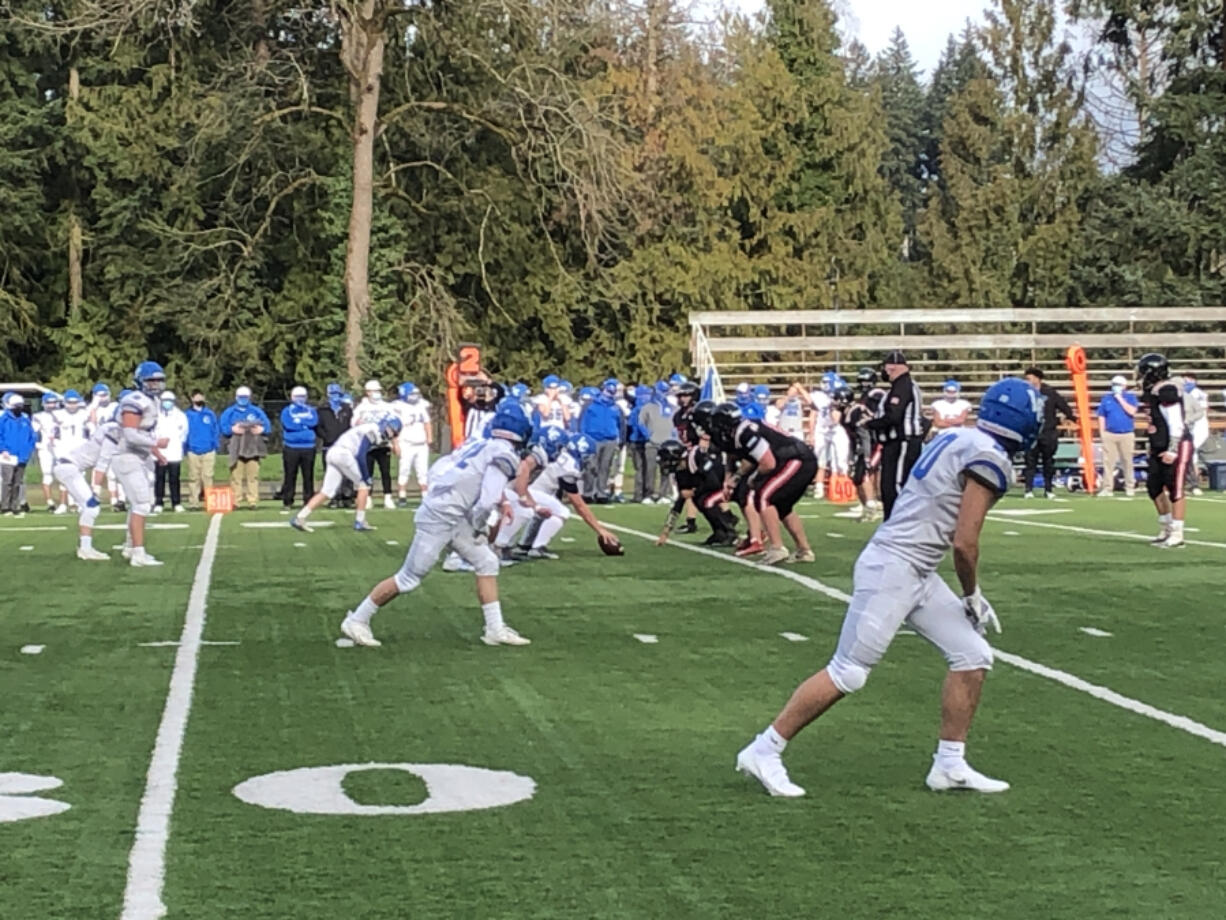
[291,416,402,532]
[113,363,171,566]
[339,404,534,648]
[735,378,1043,796]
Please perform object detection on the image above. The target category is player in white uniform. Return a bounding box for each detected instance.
[51,390,89,512]
[736,378,1043,797]
[930,379,972,432]
[32,392,63,511]
[807,372,838,498]
[534,374,570,431]
[393,382,432,503]
[496,431,615,559]
[113,364,171,566]
[53,418,122,560]
[291,417,402,533]
[339,404,535,648]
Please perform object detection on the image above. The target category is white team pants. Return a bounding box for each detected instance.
[397,443,429,488]
[321,447,366,498]
[827,545,993,694]
[813,428,835,469]
[53,460,99,526]
[110,453,154,515]
[496,489,569,548]
[829,427,850,476]
[38,448,56,486]
[395,521,500,590]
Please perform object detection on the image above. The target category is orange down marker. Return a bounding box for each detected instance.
[1065,344,1097,494]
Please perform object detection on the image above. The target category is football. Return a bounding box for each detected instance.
[597,533,625,556]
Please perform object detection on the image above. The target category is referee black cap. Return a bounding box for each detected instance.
[882,349,908,366]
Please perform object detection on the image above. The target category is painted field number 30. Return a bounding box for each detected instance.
[232,763,536,816]
[0,773,71,823]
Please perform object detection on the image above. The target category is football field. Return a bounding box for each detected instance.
[3,494,1226,919]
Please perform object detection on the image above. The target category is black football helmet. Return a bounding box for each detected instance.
[864,386,886,412]
[657,439,686,472]
[832,385,855,409]
[855,367,878,393]
[710,401,742,449]
[676,381,699,405]
[1136,353,1169,389]
[691,399,717,436]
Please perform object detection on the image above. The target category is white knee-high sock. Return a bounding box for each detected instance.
[533,515,565,549]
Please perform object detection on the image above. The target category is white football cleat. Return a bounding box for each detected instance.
[289,515,313,533]
[341,616,381,647]
[383,494,396,510]
[925,760,1010,793]
[130,551,164,567]
[53,504,68,515]
[759,546,790,566]
[1159,532,1186,548]
[121,545,134,559]
[1149,527,1172,545]
[735,744,805,797]
[76,547,110,561]
[442,553,474,573]
[481,625,531,646]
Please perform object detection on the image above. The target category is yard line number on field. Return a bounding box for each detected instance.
[120,513,223,920]
[601,522,1226,751]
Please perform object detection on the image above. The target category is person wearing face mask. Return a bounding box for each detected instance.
[354,379,396,510]
[220,386,271,509]
[185,391,220,510]
[0,393,37,516]
[316,383,354,508]
[579,378,625,503]
[279,386,319,509]
[153,391,190,513]
[1095,375,1138,497]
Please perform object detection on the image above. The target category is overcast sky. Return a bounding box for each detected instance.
[718,0,992,77]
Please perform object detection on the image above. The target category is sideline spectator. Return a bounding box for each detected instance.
[185,390,220,509]
[0,393,36,516]
[1096,374,1138,497]
[317,383,354,508]
[580,378,623,503]
[220,386,271,509]
[627,385,651,502]
[638,381,677,502]
[153,391,189,512]
[280,386,319,508]
[354,379,395,509]
[1022,367,1076,499]
[1183,372,1210,496]
[930,379,972,430]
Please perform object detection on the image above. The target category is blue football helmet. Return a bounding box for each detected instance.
[399,381,420,402]
[63,389,82,405]
[602,377,619,396]
[669,373,688,387]
[559,380,574,396]
[944,379,961,394]
[510,382,530,401]
[579,386,598,402]
[653,380,670,399]
[734,382,753,406]
[490,403,533,443]
[542,374,562,389]
[533,425,569,462]
[118,388,135,401]
[378,415,403,442]
[92,382,111,398]
[753,384,771,405]
[134,361,166,397]
[821,371,840,393]
[42,392,62,410]
[567,433,595,464]
[977,378,1044,450]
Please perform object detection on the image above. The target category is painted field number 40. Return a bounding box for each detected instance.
[0,773,71,823]
[233,763,536,816]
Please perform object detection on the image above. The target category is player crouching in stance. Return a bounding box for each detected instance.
[339,405,534,648]
[291,416,402,533]
[655,439,738,546]
[735,378,1043,797]
[112,364,172,566]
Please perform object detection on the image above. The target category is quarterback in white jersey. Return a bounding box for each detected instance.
[393,382,432,501]
[494,429,615,559]
[113,363,171,566]
[339,405,536,649]
[736,378,1041,798]
[53,420,122,560]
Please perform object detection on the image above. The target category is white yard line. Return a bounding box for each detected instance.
[120,513,223,920]
[601,521,1226,751]
[985,515,1226,550]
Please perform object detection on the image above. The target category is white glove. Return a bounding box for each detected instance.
[962,587,1001,635]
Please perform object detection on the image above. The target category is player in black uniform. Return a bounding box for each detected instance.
[655,438,738,546]
[835,384,882,521]
[710,402,817,565]
[671,381,701,533]
[1138,353,1193,548]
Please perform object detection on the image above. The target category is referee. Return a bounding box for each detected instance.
[865,349,924,519]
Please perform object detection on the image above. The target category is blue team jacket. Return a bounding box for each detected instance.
[219,403,272,437]
[580,397,622,443]
[0,411,37,464]
[185,407,221,455]
[280,404,319,450]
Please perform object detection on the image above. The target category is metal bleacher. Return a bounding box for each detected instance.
[690,307,1226,421]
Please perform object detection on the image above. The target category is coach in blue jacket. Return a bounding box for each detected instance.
[580,379,624,503]
[0,393,37,516]
[279,386,319,507]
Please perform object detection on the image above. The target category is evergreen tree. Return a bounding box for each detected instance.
[874,29,926,260]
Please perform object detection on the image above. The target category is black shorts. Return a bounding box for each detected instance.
[731,476,752,508]
[850,445,881,486]
[675,468,699,493]
[1147,438,1194,502]
[751,454,818,518]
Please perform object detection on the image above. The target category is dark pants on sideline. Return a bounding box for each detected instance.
[0,463,26,512]
[154,462,182,508]
[369,446,393,496]
[1023,435,1058,493]
[629,442,648,501]
[584,440,619,500]
[880,438,922,520]
[282,447,316,506]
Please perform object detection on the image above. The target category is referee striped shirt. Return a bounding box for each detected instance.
[869,372,924,443]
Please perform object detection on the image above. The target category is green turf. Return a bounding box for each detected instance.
[3,494,1226,919]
